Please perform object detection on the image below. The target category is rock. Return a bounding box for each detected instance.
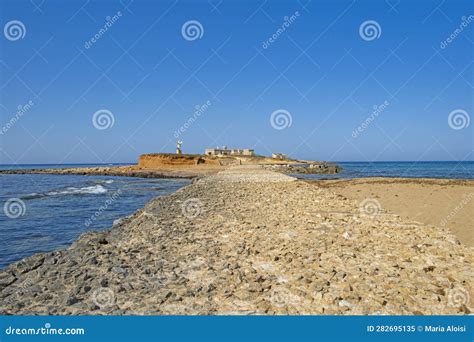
[65,296,79,306]
[0,273,16,289]
[339,300,356,309]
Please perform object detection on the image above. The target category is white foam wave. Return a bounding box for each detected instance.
[22,185,109,200]
[47,185,108,196]
[95,179,114,185]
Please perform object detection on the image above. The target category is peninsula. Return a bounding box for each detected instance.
[0,165,471,315]
[0,152,341,179]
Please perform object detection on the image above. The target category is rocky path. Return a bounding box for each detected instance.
[0,166,472,315]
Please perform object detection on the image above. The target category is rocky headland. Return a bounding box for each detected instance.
[0,153,339,179]
[0,166,471,315]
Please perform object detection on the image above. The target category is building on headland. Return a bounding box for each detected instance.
[205,146,255,157]
[272,153,287,159]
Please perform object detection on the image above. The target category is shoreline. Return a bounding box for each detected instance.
[0,166,214,180]
[0,167,471,315]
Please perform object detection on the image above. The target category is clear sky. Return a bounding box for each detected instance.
[0,0,472,164]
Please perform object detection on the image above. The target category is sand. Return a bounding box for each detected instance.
[310,178,474,247]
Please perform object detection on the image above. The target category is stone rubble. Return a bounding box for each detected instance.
[0,166,472,315]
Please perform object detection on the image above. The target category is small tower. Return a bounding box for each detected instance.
[176,140,183,154]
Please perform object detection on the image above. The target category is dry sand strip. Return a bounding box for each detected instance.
[0,166,472,315]
[307,177,474,247]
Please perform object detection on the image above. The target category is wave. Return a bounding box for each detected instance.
[95,179,114,184]
[22,185,107,199]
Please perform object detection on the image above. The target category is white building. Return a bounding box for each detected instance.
[205,146,255,157]
[272,153,287,159]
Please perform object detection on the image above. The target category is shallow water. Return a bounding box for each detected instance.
[0,172,190,268]
[294,161,474,180]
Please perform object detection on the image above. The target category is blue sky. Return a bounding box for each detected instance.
[0,0,472,163]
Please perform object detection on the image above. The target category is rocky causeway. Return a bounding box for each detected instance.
[0,166,472,315]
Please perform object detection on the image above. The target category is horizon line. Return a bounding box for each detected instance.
[0,160,473,166]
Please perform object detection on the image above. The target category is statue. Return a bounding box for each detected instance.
[176,140,183,154]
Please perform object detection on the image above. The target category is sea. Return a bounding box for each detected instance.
[0,164,190,269]
[293,161,474,180]
[0,161,472,269]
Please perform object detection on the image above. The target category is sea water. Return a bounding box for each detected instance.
[0,167,190,268]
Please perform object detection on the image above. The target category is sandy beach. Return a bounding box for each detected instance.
[0,166,471,315]
[309,178,474,247]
